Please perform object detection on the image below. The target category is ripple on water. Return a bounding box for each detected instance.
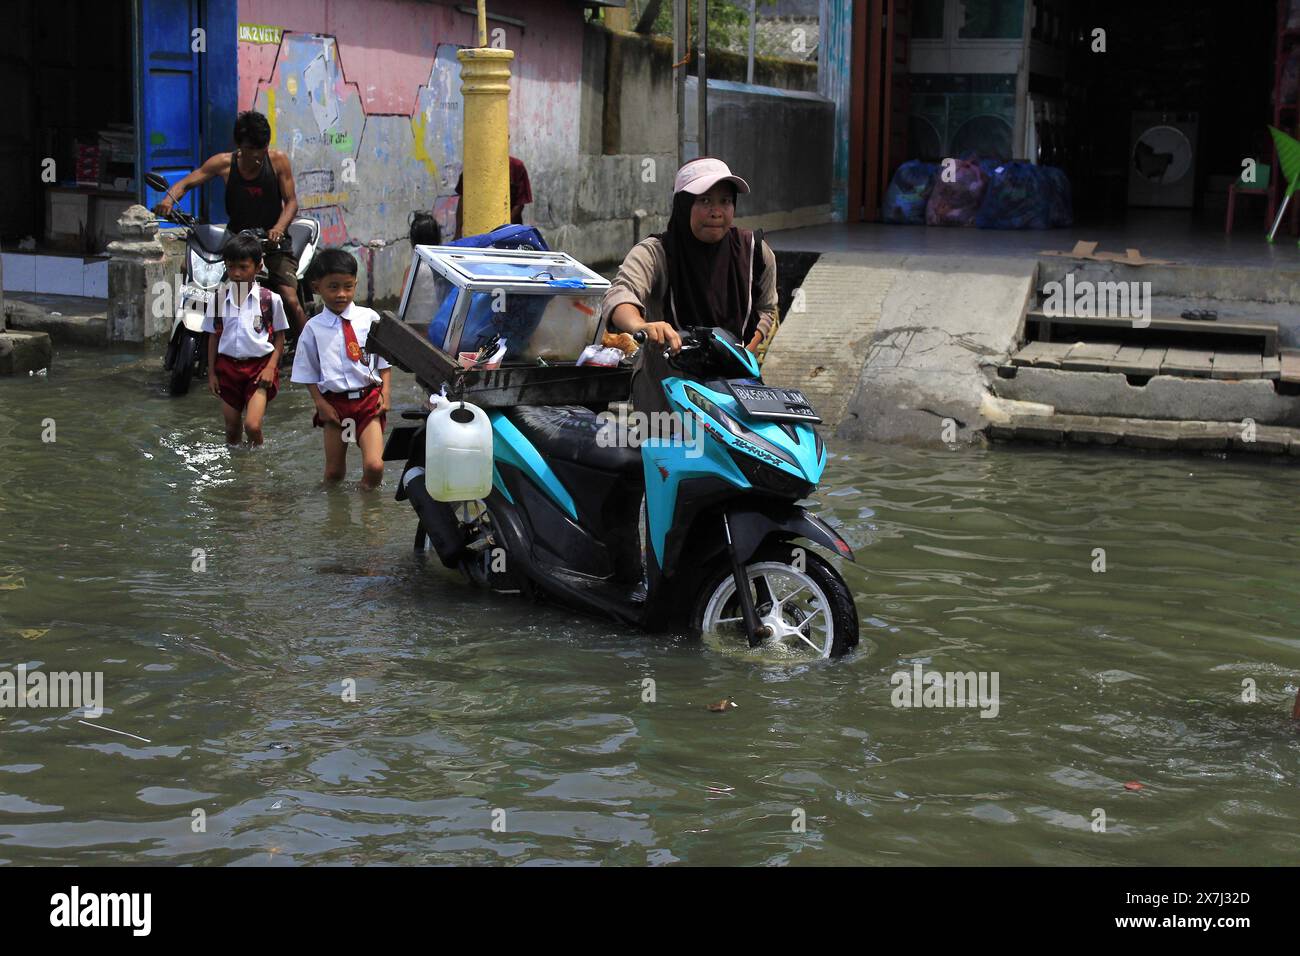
[1,356,1300,863]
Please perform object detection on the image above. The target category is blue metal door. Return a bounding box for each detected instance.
[137,0,202,216]
[201,0,238,222]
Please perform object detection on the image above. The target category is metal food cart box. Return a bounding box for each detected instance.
[399,245,610,363]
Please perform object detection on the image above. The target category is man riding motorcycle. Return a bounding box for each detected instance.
[154,110,308,335]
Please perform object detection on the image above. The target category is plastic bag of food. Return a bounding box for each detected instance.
[576,345,625,367]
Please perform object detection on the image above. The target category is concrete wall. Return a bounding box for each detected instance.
[550,25,676,269]
[702,49,818,92]
[229,4,833,297]
[684,77,834,232]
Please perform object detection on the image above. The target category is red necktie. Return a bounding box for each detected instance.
[341,317,362,363]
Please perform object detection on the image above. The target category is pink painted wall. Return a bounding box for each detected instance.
[234,0,586,300]
[237,0,459,115]
[236,0,582,168]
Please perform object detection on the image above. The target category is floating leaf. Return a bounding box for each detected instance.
[17,628,47,641]
[705,698,737,712]
[1123,781,1144,792]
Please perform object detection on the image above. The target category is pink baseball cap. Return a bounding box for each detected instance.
[673,157,751,196]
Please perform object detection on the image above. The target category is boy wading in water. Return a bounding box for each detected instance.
[203,233,289,445]
[291,249,391,490]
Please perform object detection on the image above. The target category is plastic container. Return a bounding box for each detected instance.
[425,401,494,501]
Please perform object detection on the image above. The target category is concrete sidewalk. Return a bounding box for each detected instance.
[761,219,1300,452]
[767,216,1300,269]
[762,252,1036,444]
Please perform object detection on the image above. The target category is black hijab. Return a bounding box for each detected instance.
[653,189,753,339]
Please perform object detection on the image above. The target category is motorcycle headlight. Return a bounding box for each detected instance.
[683,386,798,468]
[726,447,813,498]
[190,250,226,289]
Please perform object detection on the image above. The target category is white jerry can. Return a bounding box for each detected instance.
[425,401,494,501]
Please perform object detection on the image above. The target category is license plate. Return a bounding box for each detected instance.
[727,383,821,423]
[184,285,214,306]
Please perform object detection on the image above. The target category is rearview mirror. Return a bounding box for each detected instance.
[143,172,170,193]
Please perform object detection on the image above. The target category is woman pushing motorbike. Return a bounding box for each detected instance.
[603,158,778,415]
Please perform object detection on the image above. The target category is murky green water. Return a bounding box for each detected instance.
[1,348,1299,865]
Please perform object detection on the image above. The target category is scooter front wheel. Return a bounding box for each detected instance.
[691,543,859,659]
[168,329,200,396]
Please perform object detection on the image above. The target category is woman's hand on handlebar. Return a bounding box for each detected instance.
[636,321,683,354]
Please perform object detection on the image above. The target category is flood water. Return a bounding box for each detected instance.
[1,347,1298,865]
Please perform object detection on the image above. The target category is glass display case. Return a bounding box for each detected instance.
[399,245,610,362]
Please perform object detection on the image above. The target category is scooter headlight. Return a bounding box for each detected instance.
[189,250,226,289]
[726,447,813,498]
[683,386,798,468]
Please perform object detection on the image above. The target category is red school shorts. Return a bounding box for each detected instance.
[312,386,387,437]
[215,353,279,412]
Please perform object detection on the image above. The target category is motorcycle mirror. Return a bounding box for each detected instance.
[144,172,170,193]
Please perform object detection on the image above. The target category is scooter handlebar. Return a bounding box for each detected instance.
[632,327,697,347]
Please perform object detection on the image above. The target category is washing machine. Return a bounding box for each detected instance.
[946,92,1016,160]
[1127,111,1199,208]
[907,93,948,162]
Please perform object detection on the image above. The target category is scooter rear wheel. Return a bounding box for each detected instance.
[691,543,859,659]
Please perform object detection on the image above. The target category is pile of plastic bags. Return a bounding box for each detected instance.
[883,159,1072,229]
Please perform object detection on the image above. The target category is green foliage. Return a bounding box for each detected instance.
[645,0,779,46]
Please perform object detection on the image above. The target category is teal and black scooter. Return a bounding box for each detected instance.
[384,325,860,659]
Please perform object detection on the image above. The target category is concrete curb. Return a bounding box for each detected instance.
[3,296,109,347]
[991,366,1300,427]
[989,411,1300,457]
[0,330,53,376]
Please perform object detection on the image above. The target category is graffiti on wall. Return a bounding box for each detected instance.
[413,45,466,240]
[246,33,468,254]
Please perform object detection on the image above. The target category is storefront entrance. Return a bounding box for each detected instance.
[1,0,235,297]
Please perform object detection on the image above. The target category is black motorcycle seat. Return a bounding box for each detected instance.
[191,224,231,256]
[507,405,642,474]
[286,219,316,261]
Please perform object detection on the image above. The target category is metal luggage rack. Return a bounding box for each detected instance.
[369,312,632,409]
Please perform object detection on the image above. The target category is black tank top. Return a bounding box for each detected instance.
[224,150,282,233]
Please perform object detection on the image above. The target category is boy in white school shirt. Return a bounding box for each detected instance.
[290,248,392,490]
[202,232,289,445]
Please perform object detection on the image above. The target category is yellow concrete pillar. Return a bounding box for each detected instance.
[457,47,514,238]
